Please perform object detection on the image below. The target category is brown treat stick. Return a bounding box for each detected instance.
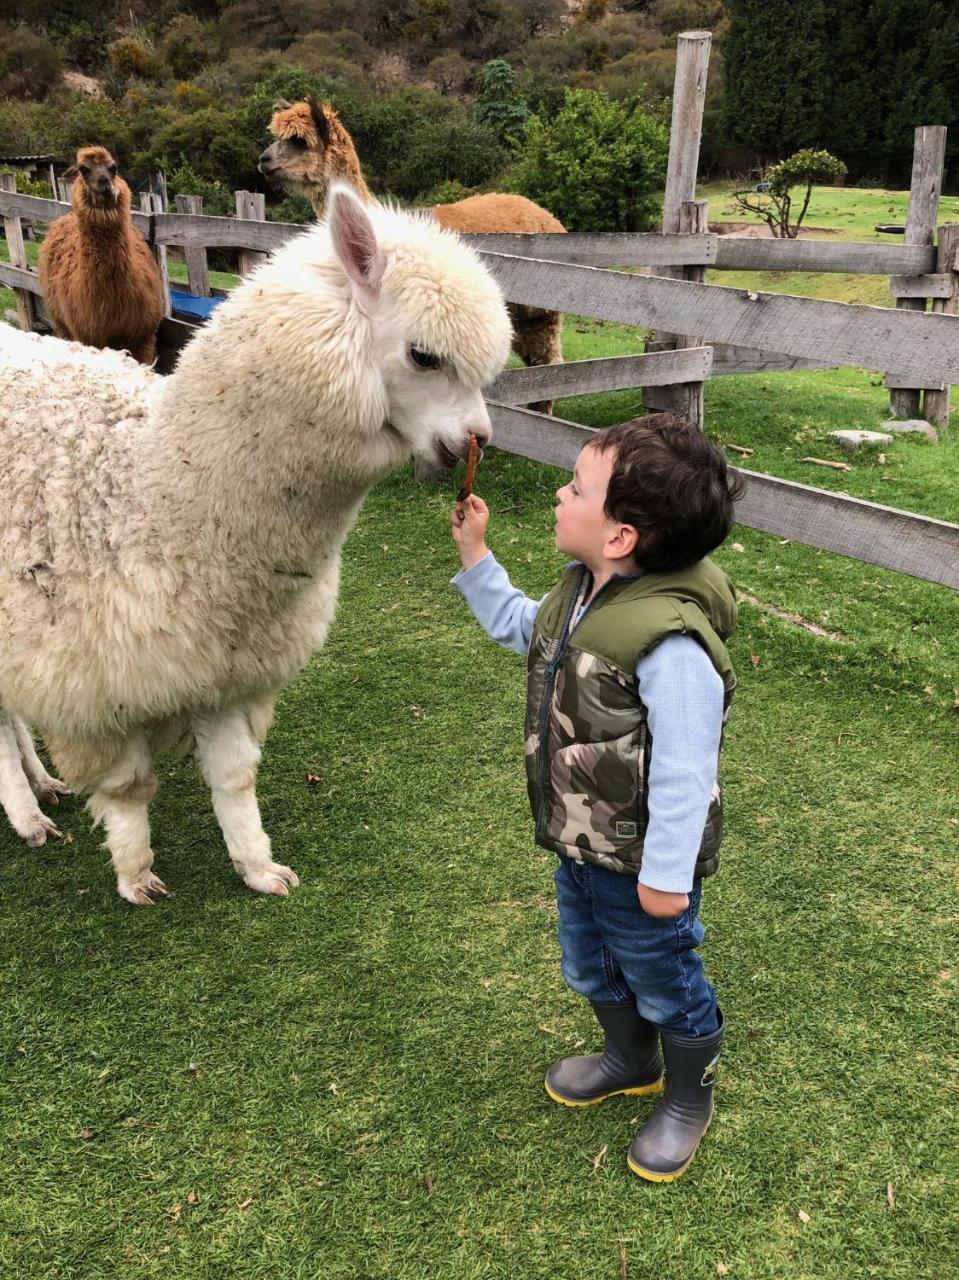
[456,432,479,502]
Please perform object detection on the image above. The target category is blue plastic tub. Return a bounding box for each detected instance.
[169,288,226,321]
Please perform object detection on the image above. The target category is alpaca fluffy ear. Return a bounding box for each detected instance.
[306,94,331,145]
[328,185,383,300]
[273,99,291,111]
[62,165,78,182]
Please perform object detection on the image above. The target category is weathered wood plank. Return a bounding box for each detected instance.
[712,238,937,274]
[479,254,959,385]
[153,212,305,253]
[463,232,718,267]
[890,125,947,417]
[924,223,959,424]
[663,32,712,236]
[488,347,713,404]
[710,342,837,375]
[0,187,151,236]
[139,192,172,318]
[235,191,268,276]
[0,174,36,331]
[884,370,945,391]
[484,403,959,589]
[0,261,39,293]
[889,273,953,298]
[174,194,211,297]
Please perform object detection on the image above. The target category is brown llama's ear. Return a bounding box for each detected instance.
[62,166,79,182]
[273,99,291,111]
[305,94,331,145]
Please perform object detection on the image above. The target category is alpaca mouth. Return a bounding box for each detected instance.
[433,440,459,470]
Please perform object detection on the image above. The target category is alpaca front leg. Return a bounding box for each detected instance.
[87,730,166,905]
[0,715,64,846]
[12,718,71,807]
[191,705,299,896]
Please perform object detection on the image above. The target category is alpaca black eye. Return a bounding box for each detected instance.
[410,347,441,370]
[109,165,117,176]
[289,137,308,151]
[79,165,89,176]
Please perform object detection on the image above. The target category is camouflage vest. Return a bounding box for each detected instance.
[525,559,738,878]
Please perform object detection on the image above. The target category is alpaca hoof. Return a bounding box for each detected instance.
[21,813,65,847]
[118,871,170,905]
[244,862,300,896]
[35,778,71,807]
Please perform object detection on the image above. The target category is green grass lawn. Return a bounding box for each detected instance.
[1,186,958,1279]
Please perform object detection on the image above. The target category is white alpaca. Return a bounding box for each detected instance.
[0,186,511,903]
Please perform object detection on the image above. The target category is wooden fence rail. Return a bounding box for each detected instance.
[486,403,959,590]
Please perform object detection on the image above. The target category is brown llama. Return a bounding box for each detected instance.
[38,147,165,365]
[258,96,564,413]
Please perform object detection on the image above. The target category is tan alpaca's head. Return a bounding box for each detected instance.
[63,146,129,213]
[258,96,370,218]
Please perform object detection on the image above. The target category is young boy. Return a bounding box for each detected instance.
[450,413,744,1182]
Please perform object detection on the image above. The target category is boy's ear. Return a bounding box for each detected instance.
[606,523,641,561]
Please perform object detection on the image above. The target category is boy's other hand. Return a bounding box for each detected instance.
[637,882,689,919]
[451,494,490,570]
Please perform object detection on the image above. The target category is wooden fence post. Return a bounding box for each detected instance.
[888,125,946,419]
[673,198,709,429]
[644,30,712,419]
[923,222,959,427]
[173,194,211,297]
[139,191,172,318]
[234,190,267,276]
[0,172,37,332]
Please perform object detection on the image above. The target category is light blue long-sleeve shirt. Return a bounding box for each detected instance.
[451,552,724,894]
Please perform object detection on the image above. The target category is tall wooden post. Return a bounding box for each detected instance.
[673,198,709,429]
[174,193,211,297]
[139,191,172,318]
[0,172,37,332]
[888,125,946,419]
[234,190,267,277]
[644,30,712,418]
[923,222,959,427]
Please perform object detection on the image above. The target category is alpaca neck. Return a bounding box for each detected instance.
[154,272,390,571]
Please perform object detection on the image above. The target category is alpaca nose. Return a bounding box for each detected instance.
[258,151,275,173]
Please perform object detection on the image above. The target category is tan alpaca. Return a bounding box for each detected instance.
[38,146,165,365]
[259,96,564,411]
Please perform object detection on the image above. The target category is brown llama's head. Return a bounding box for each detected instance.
[258,95,371,219]
[62,146,130,214]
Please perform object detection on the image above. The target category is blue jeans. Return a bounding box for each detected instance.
[554,856,719,1037]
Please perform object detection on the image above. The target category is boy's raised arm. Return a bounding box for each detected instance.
[451,496,543,655]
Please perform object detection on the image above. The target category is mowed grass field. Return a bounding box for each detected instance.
[1,182,957,1279]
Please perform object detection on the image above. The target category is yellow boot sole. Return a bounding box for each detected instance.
[544,1074,664,1108]
[626,1115,712,1182]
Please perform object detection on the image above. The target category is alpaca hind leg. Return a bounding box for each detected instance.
[191,703,298,897]
[0,714,64,846]
[87,730,166,905]
[12,718,71,807]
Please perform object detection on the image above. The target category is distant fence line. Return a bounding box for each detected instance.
[2,33,958,589]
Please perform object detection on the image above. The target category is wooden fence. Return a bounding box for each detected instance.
[2,33,958,590]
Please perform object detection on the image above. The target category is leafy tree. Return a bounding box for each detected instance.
[473,59,529,143]
[0,23,63,100]
[517,87,668,231]
[730,148,847,238]
[720,0,829,159]
[159,15,217,81]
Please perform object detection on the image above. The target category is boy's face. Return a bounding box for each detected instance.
[554,444,637,570]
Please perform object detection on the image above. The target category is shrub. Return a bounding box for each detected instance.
[517,87,668,231]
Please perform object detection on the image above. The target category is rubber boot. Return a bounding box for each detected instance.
[627,1007,723,1182]
[544,1000,664,1107]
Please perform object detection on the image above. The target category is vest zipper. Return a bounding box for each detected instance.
[535,569,622,836]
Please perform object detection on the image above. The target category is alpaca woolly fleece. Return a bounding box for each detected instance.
[0,189,510,902]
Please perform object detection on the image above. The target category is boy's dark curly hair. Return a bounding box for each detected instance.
[591,414,746,573]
